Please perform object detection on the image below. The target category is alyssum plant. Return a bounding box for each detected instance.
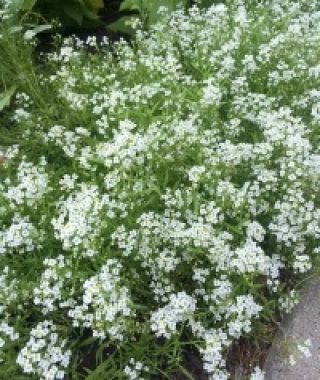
[0,0,320,379]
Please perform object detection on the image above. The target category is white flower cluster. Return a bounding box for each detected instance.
[16,320,71,380]
[1,0,320,378]
[150,292,196,338]
[0,214,40,255]
[124,358,149,380]
[33,256,70,314]
[0,266,17,314]
[297,338,312,359]
[94,119,151,170]
[44,125,83,158]
[68,259,132,339]
[225,295,262,338]
[0,321,19,345]
[59,174,78,191]
[4,157,48,207]
[250,367,265,380]
[193,327,230,380]
[279,290,300,314]
[201,78,222,107]
[287,338,312,366]
[51,184,104,255]
[0,267,19,362]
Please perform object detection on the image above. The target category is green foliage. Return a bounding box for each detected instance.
[106,0,189,34]
[120,0,188,26]
[0,86,17,112]
[199,0,219,7]
[121,0,188,14]
[1,0,190,37]
[4,0,103,26]
[0,29,37,96]
[1,1,320,379]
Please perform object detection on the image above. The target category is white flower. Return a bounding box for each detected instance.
[1,1,320,379]
[4,158,49,206]
[68,260,132,340]
[297,339,312,359]
[150,292,196,338]
[187,166,206,184]
[201,80,222,107]
[250,366,265,380]
[17,321,71,380]
[0,214,40,255]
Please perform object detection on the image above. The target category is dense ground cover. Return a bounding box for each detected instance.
[0,0,320,379]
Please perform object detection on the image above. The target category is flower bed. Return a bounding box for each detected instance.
[0,1,320,379]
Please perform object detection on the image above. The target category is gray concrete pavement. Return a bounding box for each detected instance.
[264,279,320,380]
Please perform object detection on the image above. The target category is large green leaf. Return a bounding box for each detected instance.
[87,0,104,10]
[8,26,24,34]
[120,0,141,12]
[0,86,17,112]
[9,0,36,12]
[23,24,52,40]
[62,2,84,25]
[21,0,37,10]
[80,0,100,20]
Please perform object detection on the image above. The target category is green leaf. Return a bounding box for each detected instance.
[120,0,141,11]
[78,336,97,347]
[8,25,24,34]
[7,0,23,12]
[10,0,36,12]
[0,86,17,112]
[87,0,104,9]
[23,24,52,40]
[80,0,99,20]
[31,24,52,34]
[21,0,37,10]
[177,365,194,380]
[108,15,139,35]
[62,2,84,25]
[198,0,218,7]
